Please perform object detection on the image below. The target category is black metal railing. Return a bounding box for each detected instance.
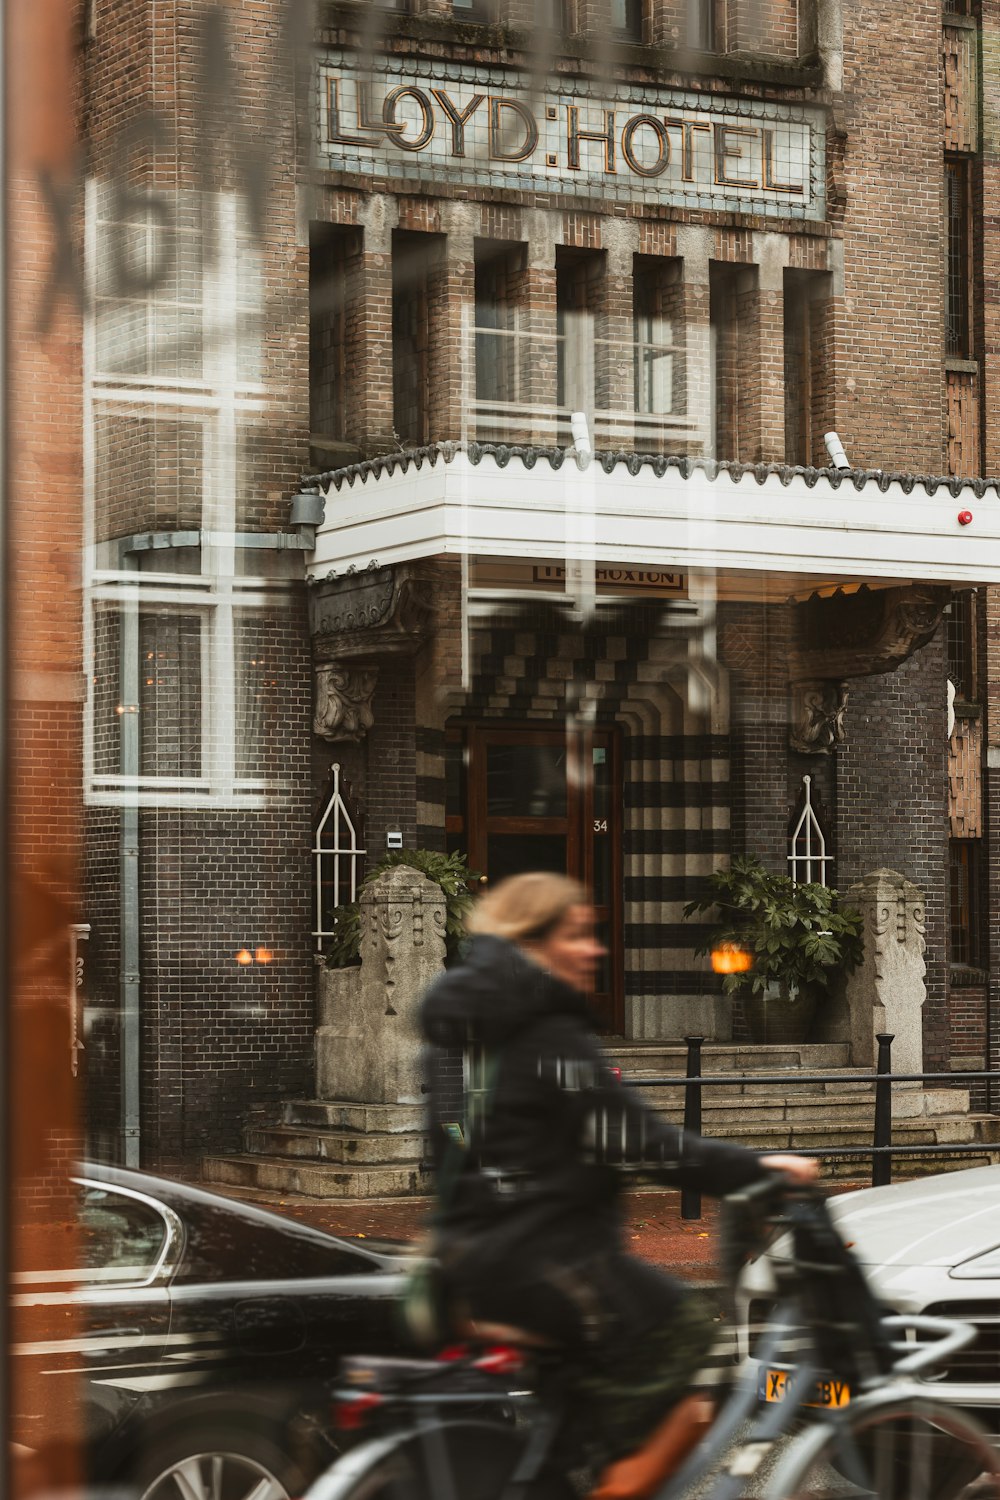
[628,1033,999,1220]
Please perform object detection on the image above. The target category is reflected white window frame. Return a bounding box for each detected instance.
[83,183,284,809]
[84,579,290,808]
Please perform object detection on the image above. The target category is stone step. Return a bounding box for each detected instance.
[690,1114,1000,1152]
[626,1073,874,1100]
[632,1086,971,1117]
[208,1109,998,1199]
[282,1100,425,1133]
[630,1078,880,1099]
[245,1123,427,1164]
[605,1042,852,1075]
[634,1089,972,1126]
[202,1152,434,1200]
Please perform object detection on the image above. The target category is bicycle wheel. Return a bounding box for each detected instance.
[336,1453,426,1500]
[767,1398,1000,1500]
[310,1423,534,1500]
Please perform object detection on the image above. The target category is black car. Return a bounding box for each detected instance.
[12,1163,412,1500]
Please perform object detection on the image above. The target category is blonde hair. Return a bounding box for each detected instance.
[467,871,588,945]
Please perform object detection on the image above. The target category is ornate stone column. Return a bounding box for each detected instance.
[317,866,446,1107]
[844,868,926,1080]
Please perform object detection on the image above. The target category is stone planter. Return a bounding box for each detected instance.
[742,979,819,1045]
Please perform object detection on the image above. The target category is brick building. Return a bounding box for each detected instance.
[77,0,1000,1167]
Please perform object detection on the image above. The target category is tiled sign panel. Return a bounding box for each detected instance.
[318,54,827,221]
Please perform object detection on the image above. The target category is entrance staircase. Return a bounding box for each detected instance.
[202,1041,1000,1200]
[203,1100,432,1200]
[603,1041,1000,1180]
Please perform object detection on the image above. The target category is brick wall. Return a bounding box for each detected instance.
[833,0,945,472]
[722,600,795,873]
[81,0,320,1166]
[836,633,951,1073]
[949,975,990,1109]
[366,656,420,859]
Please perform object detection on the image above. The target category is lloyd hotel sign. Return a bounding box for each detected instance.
[319,54,826,220]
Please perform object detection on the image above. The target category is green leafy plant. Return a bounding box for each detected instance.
[325,849,479,969]
[682,856,864,999]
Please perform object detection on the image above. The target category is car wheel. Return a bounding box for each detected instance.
[132,1429,306,1500]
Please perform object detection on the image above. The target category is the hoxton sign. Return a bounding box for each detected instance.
[318,54,826,221]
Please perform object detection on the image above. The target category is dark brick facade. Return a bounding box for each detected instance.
[69,0,1000,1169]
[836,635,951,1074]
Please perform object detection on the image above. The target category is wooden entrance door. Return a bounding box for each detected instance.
[446,724,622,1033]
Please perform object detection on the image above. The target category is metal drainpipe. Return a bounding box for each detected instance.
[119,595,141,1167]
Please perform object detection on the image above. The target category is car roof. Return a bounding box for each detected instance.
[78,1161,401,1271]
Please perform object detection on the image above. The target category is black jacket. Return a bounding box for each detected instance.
[420,934,764,1278]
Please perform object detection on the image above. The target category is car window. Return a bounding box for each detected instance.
[173,1199,379,1283]
[77,1185,170,1283]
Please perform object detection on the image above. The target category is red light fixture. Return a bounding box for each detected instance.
[958,510,973,526]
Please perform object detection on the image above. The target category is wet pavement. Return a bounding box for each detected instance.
[201,1180,869,1282]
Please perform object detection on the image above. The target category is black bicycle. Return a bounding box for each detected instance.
[305,1181,1000,1500]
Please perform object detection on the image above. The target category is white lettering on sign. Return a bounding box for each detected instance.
[319,56,825,221]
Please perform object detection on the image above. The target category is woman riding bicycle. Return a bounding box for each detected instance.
[420,872,818,1499]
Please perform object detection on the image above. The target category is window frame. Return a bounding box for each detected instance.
[945,154,974,361]
[74,1177,181,1290]
[85,185,289,808]
[949,836,984,968]
[611,0,644,42]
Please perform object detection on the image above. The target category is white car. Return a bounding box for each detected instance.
[736,1166,1000,1430]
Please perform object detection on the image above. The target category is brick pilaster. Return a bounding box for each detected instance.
[647,0,691,47]
[727,0,800,56]
[676,226,712,458]
[427,233,475,445]
[982,1,1000,474]
[837,632,951,1076]
[596,222,639,448]
[344,230,396,453]
[753,233,788,464]
[512,221,559,442]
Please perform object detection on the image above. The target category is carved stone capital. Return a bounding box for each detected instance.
[789,679,849,755]
[314,664,378,742]
[790,583,949,683]
[310,563,433,664]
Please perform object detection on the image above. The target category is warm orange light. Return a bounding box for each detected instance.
[711,944,754,975]
[235,948,253,966]
[254,946,273,965]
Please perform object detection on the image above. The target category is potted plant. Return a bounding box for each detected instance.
[682,856,864,1044]
[325,848,479,969]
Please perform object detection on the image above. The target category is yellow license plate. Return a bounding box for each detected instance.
[760,1366,851,1409]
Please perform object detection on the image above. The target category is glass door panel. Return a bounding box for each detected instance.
[450,723,622,1033]
[487,833,568,883]
[486,741,568,817]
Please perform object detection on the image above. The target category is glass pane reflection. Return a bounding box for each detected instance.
[486,742,567,817]
[487,834,567,883]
